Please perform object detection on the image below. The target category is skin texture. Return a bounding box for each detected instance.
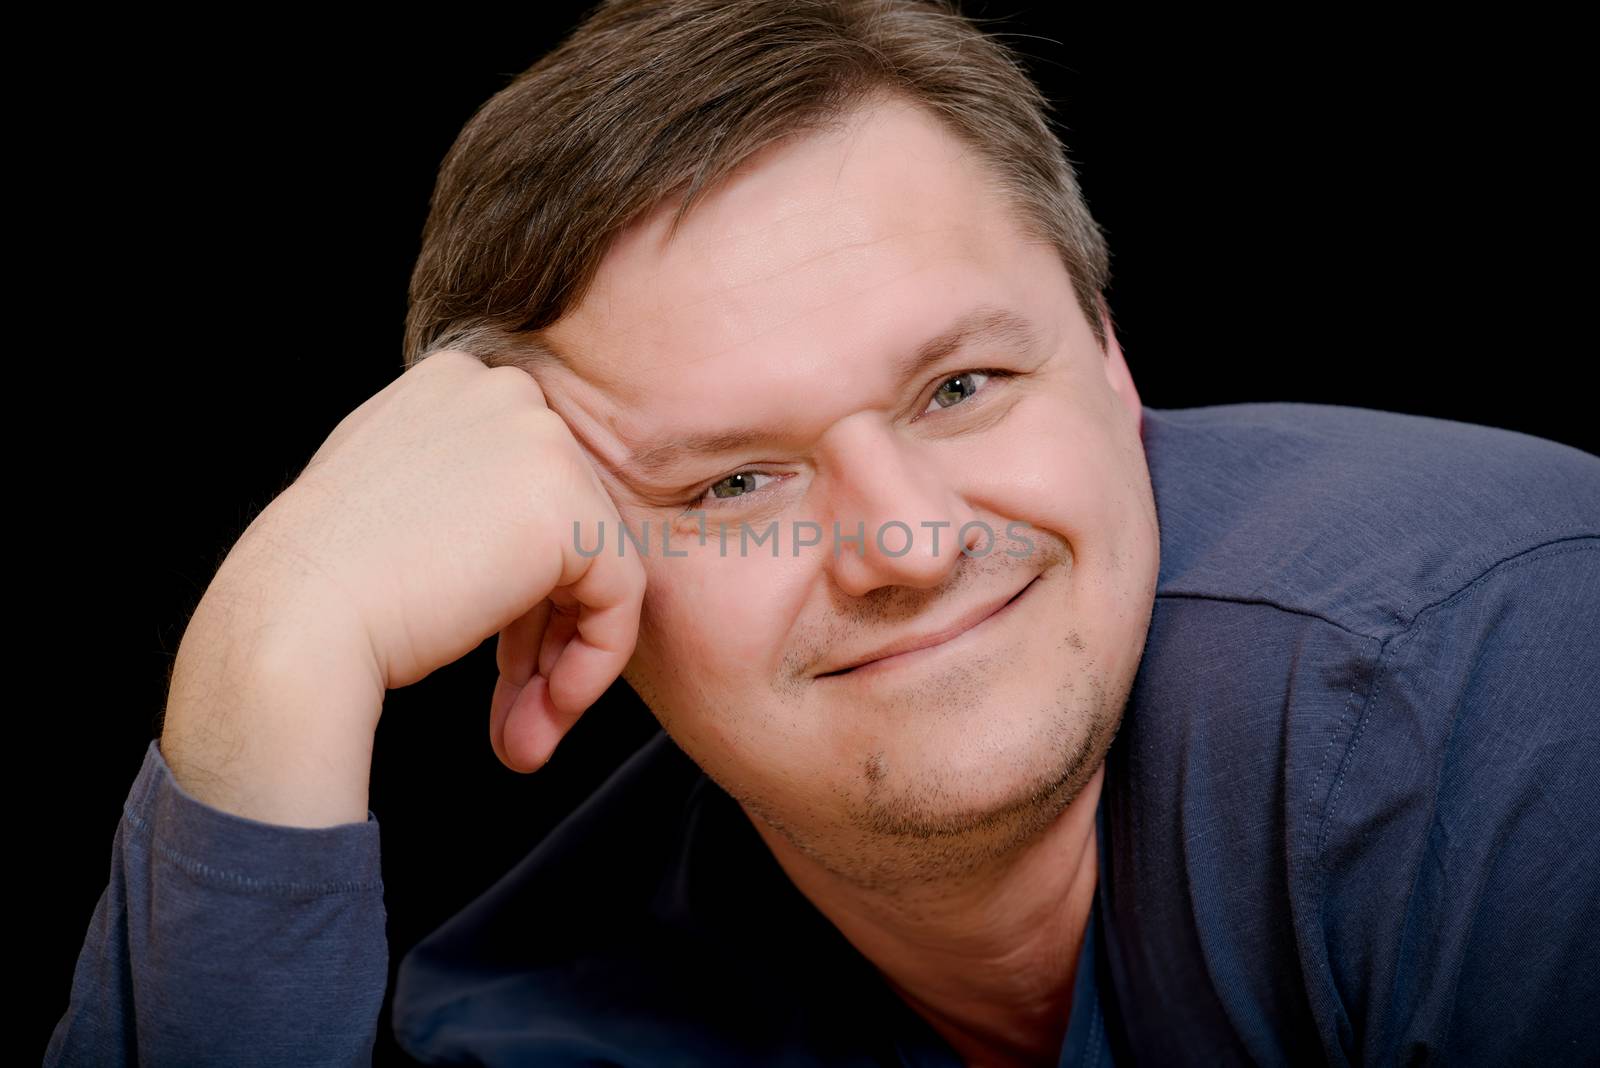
[534,93,1161,1066]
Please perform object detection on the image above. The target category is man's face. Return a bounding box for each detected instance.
[536,95,1159,890]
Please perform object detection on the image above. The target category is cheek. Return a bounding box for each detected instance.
[964,392,1154,643]
[636,548,804,698]
[965,395,1120,536]
[629,551,816,792]
[998,392,1156,644]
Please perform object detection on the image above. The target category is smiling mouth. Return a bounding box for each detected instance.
[816,574,1040,678]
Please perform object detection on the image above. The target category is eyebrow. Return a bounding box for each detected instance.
[623,304,1043,483]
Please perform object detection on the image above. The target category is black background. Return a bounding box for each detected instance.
[30,5,1591,1063]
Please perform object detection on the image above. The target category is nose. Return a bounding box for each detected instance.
[815,417,986,598]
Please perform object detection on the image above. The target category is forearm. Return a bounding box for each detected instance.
[160,522,386,828]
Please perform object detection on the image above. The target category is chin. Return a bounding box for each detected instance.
[848,682,1116,837]
[733,695,1117,895]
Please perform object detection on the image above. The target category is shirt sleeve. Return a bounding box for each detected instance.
[1354,538,1600,1064]
[44,737,389,1067]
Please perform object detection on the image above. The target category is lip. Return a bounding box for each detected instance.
[816,573,1041,678]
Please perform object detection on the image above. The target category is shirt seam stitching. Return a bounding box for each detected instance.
[122,803,385,897]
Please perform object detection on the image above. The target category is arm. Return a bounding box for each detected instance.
[43,737,388,1067]
[45,350,647,1065]
[43,492,392,1065]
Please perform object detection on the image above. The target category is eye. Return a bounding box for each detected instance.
[922,369,1007,415]
[691,469,782,509]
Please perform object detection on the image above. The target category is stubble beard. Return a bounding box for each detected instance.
[735,659,1129,905]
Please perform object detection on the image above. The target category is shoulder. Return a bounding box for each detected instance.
[1321,526,1600,1061]
[1107,404,1600,1062]
[1140,401,1600,638]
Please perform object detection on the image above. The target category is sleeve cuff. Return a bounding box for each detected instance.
[123,737,384,897]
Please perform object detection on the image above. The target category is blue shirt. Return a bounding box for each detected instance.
[45,402,1600,1065]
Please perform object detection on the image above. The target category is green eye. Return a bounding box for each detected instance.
[684,469,783,513]
[927,370,992,413]
[709,471,769,499]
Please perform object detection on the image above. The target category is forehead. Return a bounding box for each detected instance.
[539,94,1057,447]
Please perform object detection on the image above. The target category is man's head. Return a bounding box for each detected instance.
[404,0,1112,365]
[405,0,1160,897]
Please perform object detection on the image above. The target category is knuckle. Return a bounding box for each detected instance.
[412,347,473,379]
[484,362,550,407]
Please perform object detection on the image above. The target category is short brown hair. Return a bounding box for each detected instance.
[403,0,1113,372]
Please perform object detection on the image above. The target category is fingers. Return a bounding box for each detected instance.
[496,597,553,688]
[490,641,584,774]
[489,550,644,773]
[488,442,646,774]
[489,537,643,774]
[498,673,576,774]
[545,543,646,718]
[538,596,576,681]
[545,595,641,718]
[488,672,522,770]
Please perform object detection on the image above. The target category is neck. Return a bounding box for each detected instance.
[746,762,1104,1068]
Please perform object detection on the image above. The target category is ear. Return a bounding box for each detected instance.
[1096,299,1144,439]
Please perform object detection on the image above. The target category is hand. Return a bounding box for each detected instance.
[272,348,646,772]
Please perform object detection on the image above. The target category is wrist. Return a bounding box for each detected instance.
[161,551,386,827]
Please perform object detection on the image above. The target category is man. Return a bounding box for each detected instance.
[47,1,1599,1065]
